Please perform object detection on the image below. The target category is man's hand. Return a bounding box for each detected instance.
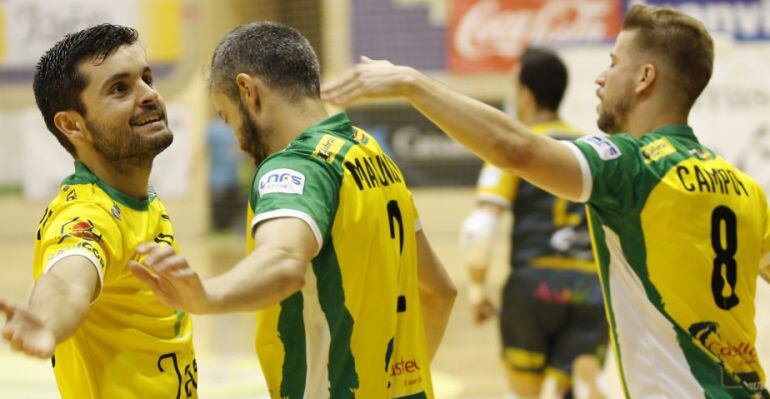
[129,244,210,314]
[321,56,415,106]
[0,299,56,358]
[471,298,496,326]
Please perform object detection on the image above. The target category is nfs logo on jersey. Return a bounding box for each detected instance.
[579,135,622,161]
[259,168,306,195]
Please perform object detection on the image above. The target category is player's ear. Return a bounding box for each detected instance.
[236,73,261,113]
[53,111,87,143]
[636,63,657,94]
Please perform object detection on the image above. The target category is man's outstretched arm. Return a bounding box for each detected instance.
[322,57,589,202]
[131,217,318,314]
[0,257,98,358]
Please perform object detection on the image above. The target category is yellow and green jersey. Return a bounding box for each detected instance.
[246,113,433,399]
[33,162,197,399]
[476,120,594,274]
[568,125,770,398]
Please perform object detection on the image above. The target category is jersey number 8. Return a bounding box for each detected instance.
[711,206,739,310]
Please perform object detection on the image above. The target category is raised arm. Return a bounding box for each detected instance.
[322,58,588,202]
[131,217,318,314]
[0,256,98,358]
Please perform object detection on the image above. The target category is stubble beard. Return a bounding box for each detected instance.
[237,100,271,166]
[87,119,173,174]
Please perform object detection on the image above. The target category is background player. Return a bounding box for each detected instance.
[322,5,770,398]
[130,21,457,398]
[460,47,607,399]
[0,24,197,398]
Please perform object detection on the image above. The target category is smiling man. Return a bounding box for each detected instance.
[0,24,196,398]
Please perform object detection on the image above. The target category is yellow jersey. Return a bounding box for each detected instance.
[33,162,197,399]
[569,125,770,398]
[246,113,433,399]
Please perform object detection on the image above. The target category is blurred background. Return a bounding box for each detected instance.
[1,0,769,397]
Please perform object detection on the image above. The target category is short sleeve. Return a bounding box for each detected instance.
[249,154,339,248]
[475,162,519,207]
[36,204,123,296]
[566,134,644,213]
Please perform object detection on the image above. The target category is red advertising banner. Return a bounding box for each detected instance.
[449,0,623,73]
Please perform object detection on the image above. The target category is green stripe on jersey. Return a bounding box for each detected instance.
[313,243,359,397]
[587,209,631,398]
[279,293,307,398]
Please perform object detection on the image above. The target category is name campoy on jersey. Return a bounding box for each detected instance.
[570,126,770,398]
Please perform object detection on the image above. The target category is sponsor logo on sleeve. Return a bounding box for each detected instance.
[579,135,622,161]
[258,168,306,196]
[312,134,345,163]
[61,218,103,242]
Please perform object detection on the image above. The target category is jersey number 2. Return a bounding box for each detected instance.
[711,206,739,310]
[387,200,404,255]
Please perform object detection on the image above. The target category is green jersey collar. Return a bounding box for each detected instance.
[62,162,154,210]
[650,124,698,142]
[301,112,355,137]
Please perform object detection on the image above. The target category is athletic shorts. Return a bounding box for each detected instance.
[499,267,609,376]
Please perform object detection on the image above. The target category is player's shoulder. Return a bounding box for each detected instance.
[258,126,356,178]
[252,139,345,200]
[48,181,113,219]
[715,155,768,200]
[572,133,635,162]
[146,188,172,218]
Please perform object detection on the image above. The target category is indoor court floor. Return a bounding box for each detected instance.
[2,188,769,398]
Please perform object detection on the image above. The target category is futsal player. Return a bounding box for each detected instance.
[460,47,607,399]
[322,5,770,398]
[0,24,197,398]
[131,21,457,399]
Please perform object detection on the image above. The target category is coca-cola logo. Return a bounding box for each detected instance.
[450,0,621,71]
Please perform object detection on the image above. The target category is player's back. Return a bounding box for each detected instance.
[570,125,770,397]
[33,163,196,399]
[247,113,433,399]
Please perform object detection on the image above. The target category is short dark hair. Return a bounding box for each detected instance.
[518,47,568,112]
[33,24,139,156]
[622,5,714,108]
[209,21,320,101]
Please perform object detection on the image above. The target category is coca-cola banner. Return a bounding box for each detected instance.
[449,0,623,73]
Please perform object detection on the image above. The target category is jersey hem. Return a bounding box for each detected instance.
[251,209,324,248]
[562,141,593,203]
[44,249,104,300]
